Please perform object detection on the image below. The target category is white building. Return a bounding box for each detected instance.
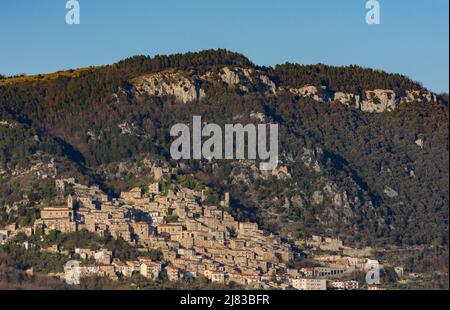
[292,278,327,291]
[329,280,359,290]
[140,262,162,280]
[364,259,380,271]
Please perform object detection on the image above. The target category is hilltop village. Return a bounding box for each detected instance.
[0,167,406,290]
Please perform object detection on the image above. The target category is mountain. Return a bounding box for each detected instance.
[0,49,448,248]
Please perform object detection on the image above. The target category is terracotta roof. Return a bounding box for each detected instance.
[137,256,152,261]
[113,260,126,267]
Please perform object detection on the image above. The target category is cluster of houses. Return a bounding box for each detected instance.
[24,169,294,288]
[0,167,404,290]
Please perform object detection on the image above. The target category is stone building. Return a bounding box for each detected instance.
[34,197,76,233]
[140,262,162,280]
[292,278,327,291]
[149,182,160,195]
[157,223,184,236]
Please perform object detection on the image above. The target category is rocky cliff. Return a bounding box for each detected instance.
[131,66,438,113]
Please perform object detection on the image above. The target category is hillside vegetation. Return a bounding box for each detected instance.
[0,49,448,249]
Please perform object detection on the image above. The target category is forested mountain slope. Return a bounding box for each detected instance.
[0,49,448,248]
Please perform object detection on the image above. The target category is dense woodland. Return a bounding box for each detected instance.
[0,50,448,257]
[270,63,424,94]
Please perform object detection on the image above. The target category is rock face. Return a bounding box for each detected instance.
[133,66,278,103]
[384,186,399,199]
[133,72,205,104]
[360,90,397,112]
[301,147,323,173]
[270,165,291,179]
[312,191,324,205]
[118,122,143,136]
[132,67,437,111]
[290,86,325,102]
[0,120,17,128]
[212,66,277,95]
[218,67,243,86]
[334,92,361,108]
[334,89,407,112]
[288,85,437,113]
[415,138,425,148]
[401,90,437,104]
[258,74,277,95]
[250,111,266,122]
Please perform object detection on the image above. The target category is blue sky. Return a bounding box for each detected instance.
[0,0,448,92]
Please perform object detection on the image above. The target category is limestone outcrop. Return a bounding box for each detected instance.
[132,67,437,112]
[133,72,205,104]
[290,86,325,102]
[360,90,397,112]
[288,86,437,113]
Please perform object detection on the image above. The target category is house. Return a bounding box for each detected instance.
[166,266,181,281]
[364,259,380,271]
[113,259,134,277]
[292,278,327,291]
[344,280,359,290]
[183,270,198,279]
[140,262,162,280]
[287,268,300,278]
[75,248,95,260]
[238,222,258,238]
[120,188,143,203]
[35,203,77,234]
[329,280,359,290]
[157,224,184,236]
[94,250,113,265]
[394,266,404,278]
[210,272,226,284]
[152,167,164,181]
[77,265,117,280]
[204,270,226,283]
[149,182,160,195]
[132,221,150,241]
[41,205,73,220]
[308,266,355,278]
